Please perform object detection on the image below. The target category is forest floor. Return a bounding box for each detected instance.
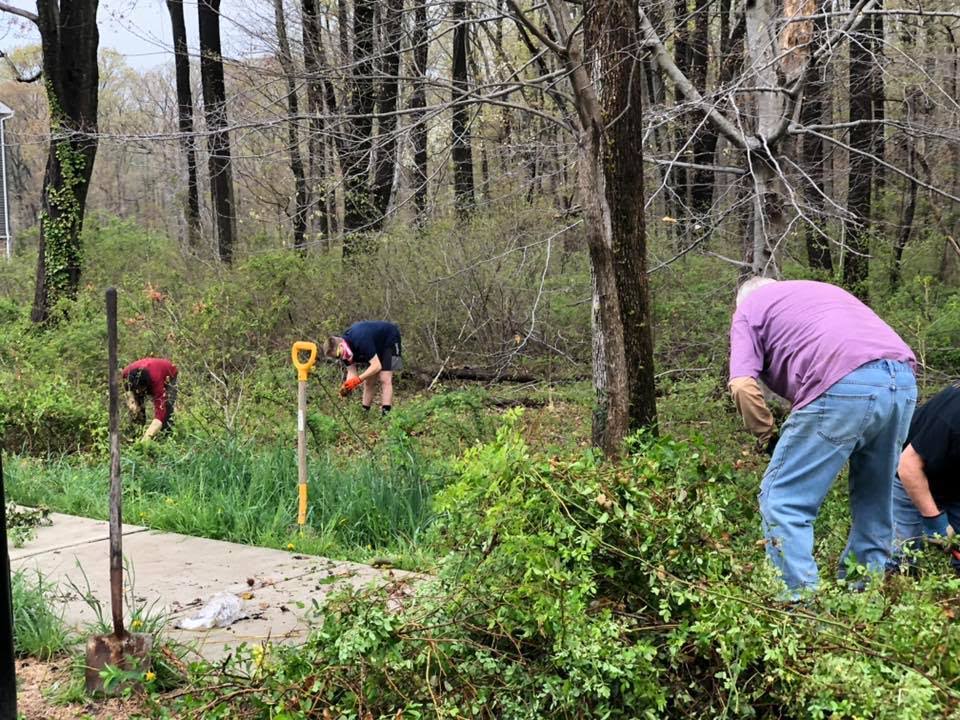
[16,657,146,720]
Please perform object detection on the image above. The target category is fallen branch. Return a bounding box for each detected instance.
[410,366,593,385]
[411,367,541,384]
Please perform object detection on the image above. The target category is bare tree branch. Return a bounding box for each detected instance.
[0,1,38,23]
[638,7,754,150]
[0,50,41,82]
[793,126,960,205]
[504,0,565,55]
[648,157,746,175]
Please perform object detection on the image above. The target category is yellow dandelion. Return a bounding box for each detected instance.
[131,619,143,630]
[286,543,295,550]
[144,671,156,682]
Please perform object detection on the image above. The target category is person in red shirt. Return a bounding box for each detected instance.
[121,357,179,441]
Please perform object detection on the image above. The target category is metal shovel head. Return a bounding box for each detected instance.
[84,631,154,695]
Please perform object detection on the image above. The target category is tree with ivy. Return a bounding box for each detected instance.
[0,0,100,322]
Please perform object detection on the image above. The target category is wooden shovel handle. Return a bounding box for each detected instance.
[106,288,125,637]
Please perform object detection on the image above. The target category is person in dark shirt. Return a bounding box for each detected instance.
[891,383,960,573]
[122,357,179,441]
[322,321,402,415]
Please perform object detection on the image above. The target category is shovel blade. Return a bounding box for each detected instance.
[84,632,154,696]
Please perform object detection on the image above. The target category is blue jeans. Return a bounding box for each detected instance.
[891,477,960,573]
[759,360,916,592]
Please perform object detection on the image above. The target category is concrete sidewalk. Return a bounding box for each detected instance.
[10,512,414,660]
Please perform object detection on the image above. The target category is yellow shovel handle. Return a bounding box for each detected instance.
[298,484,308,527]
[291,341,318,381]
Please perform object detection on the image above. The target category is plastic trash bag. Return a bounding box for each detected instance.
[178,591,246,630]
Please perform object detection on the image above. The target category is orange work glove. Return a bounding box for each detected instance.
[339,376,363,397]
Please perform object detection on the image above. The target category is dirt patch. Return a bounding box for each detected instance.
[16,657,147,720]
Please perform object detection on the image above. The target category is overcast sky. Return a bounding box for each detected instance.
[1,0,271,70]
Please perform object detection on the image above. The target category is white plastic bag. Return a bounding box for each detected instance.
[178,592,246,630]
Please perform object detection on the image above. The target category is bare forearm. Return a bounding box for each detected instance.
[898,445,939,516]
[359,356,382,381]
[142,418,163,441]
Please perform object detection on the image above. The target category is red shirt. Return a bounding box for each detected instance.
[122,358,178,423]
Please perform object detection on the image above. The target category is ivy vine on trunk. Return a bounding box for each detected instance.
[0,1,101,322]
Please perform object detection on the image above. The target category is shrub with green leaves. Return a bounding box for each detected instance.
[163,412,960,719]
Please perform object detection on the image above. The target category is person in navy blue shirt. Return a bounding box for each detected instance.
[323,321,402,415]
[891,383,960,574]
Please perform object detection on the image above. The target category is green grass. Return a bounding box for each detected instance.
[11,571,74,659]
[6,439,439,568]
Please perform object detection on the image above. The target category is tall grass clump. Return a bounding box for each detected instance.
[5,438,438,563]
[11,571,74,659]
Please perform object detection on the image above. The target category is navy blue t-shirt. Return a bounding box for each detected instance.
[905,384,960,503]
[342,321,401,365]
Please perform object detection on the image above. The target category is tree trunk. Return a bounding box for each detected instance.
[953,33,960,201]
[166,0,202,251]
[371,0,403,224]
[301,0,334,239]
[844,17,875,294]
[689,0,717,217]
[939,30,960,284]
[890,151,917,288]
[745,0,787,275]
[800,0,833,272]
[891,86,925,288]
[557,46,631,454]
[871,4,886,192]
[341,0,377,248]
[536,0,655,453]
[671,0,691,227]
[451,0,475,217]
[410,0,429,222]
[582,135,631,454]
[338,0,351,65]
[641,2,675,237]
[198,0,238,263]
[30,0,100,323]
[693,0,744,225]
[589,0,658,432]
[274,0,309,250]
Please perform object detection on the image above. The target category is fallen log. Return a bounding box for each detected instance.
[409,366,541,384]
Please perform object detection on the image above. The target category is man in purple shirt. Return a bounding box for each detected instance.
[730,278,917,596]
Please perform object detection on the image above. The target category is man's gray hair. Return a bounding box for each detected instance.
[736,276,778,307]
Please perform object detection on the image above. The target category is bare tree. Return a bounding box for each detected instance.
[637,0,889,277]
[844,6,880,293]
[341,0,378,245]
[800,0,833,272]
[451,0,475,216]
[198,0,238,263]
[273,0,309,250]
[166,0,202,250]
[300,0,334,239]
[0,1,100,322]
[588,0,657,437]
[688,0,717,218]
[409,0,430,222]
[507,0,657,453]
[890,85,931,287]
[372,0,404,221]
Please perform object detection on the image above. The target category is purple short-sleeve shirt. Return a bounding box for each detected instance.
[729,281,916,409]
